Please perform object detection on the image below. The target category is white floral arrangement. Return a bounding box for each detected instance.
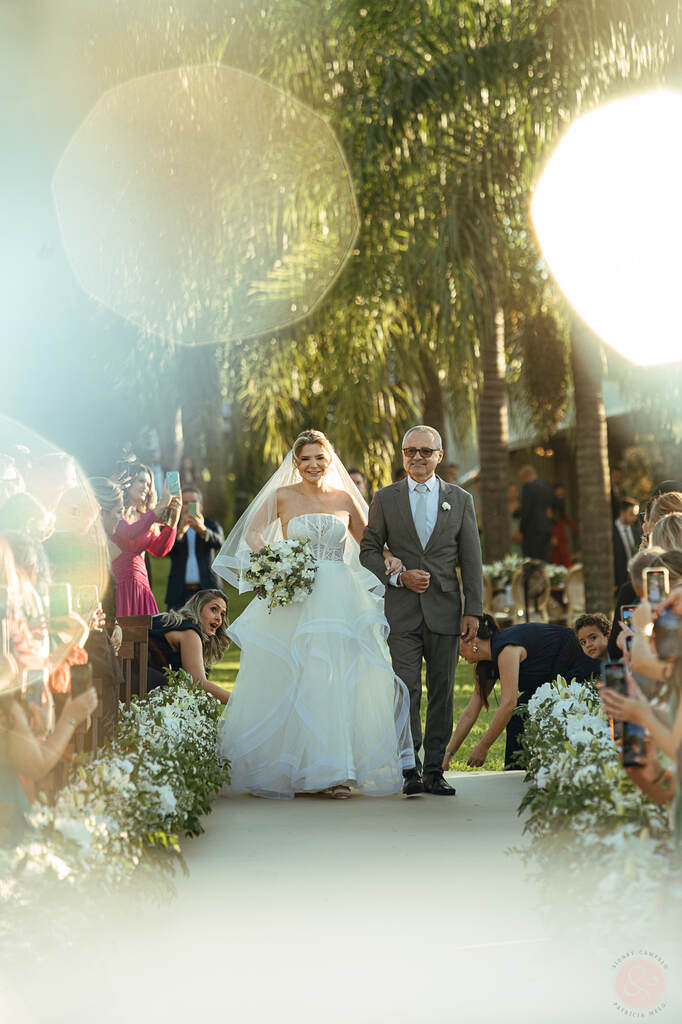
[2,670,230,902]
[245,539,318,612]
[515,675,673,924]
[484,553,523,589]
[546,563,568,586]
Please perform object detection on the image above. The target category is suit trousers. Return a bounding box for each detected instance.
[387,621,459,777]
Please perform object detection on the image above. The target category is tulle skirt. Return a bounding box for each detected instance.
[218,561,414,798]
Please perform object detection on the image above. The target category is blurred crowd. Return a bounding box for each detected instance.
[0,440,230,847]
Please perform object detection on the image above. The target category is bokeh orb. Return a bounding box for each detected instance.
[53,64,360,346]
[531,90,682,366]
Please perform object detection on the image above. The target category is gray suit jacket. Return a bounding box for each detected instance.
[359,477,483,636]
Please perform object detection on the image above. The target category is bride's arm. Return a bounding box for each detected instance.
[347,496,404,574]
[244,492,281,551]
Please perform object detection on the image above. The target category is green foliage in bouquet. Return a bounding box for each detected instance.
[245,539,318,611]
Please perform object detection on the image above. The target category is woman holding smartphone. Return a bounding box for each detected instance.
[110,464,181,615]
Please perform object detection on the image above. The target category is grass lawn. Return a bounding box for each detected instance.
[150,565,507,773]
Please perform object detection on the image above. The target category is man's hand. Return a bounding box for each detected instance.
[467,741,489,767]
[460,615,479,642]
[186,510,206,536]
[401,569,430,593]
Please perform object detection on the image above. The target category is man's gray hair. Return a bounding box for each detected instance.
[402,425,443,450]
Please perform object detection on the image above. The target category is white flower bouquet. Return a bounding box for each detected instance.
[245,539,318,612]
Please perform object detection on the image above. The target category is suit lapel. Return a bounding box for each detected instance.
[397,479,424,550]
[425,478,449,551]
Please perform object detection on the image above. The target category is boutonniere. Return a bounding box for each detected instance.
[441,501,451,511]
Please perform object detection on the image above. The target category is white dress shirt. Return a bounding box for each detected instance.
[614,518,635,560]
[390,474,440,586]
[185,528,201,583]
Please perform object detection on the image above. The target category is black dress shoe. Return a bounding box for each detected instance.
[423,774,456,796]
[402,770,424,796]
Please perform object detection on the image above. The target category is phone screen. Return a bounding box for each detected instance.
[602,660,627,695]
[187,501,199,517]
[644,568,670,604]
[621,605,636,625]
[165,471,181,496]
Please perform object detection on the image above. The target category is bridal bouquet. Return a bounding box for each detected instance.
[245,539,318,611]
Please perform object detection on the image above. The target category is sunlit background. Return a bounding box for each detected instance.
[532,90,682,367]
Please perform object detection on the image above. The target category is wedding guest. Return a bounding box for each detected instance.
[650,512,682,552]
[443,615,602,771]
[518,465,554,562]
[147,589,230,704]
[608,480,682,659]
[348,468,369,501]
[0,491,53,542]
[600,563,682,836]
[550,483,578,568]
[574,613,610,662]
[648,492,682,533]
[26,452,78,515]
[0,538,97,844]
[87,477,124,629]
[613,497,641,592]
[165,487,225,610]
[610,466,624,521]
[111,466,181,615]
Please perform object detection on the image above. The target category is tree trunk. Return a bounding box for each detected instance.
[421,358,446,453]
[478,264,510,562]
[570,315,614,611]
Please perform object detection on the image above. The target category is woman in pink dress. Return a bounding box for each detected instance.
[110,465,181,616]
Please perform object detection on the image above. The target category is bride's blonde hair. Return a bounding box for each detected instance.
[292,430,334,467]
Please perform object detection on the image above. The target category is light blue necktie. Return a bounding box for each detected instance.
[414,483,428,547]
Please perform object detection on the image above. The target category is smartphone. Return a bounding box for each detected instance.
[643,567,670,604]
[602,661,627,742]
[621,605,637,626]
[165,470,181,497]
[602,660,627,694]
[48,582,73,619]
[70,662,92,697]
[186,501,199,517]
[622,720,646,767]
[653,608,680,662]
[77,585,99,616]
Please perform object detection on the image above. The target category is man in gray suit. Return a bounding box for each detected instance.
[360,426,483,796]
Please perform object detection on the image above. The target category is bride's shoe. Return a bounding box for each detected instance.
[328,784,352,799]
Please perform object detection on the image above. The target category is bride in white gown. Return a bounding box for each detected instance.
[212,429,414,799]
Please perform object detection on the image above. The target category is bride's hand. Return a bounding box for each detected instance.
[384,553,405,575]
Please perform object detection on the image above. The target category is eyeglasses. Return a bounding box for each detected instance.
[402,447,438,459]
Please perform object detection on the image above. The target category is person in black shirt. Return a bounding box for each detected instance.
[443,615,601,770]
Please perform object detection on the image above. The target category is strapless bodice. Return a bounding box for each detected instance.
[286,513,347,562]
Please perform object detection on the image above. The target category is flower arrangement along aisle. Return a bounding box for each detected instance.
[244,539,318,612]
[516,676,672,919]
[2,669,230,901]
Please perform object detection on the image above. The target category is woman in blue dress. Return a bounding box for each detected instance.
[442,615,601,770]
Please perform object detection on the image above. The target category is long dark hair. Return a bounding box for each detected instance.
[473,613,501,710]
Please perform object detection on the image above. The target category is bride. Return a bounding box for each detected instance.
[212,429,414,799]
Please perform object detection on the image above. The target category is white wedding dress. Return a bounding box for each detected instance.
[218,513,414,798]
